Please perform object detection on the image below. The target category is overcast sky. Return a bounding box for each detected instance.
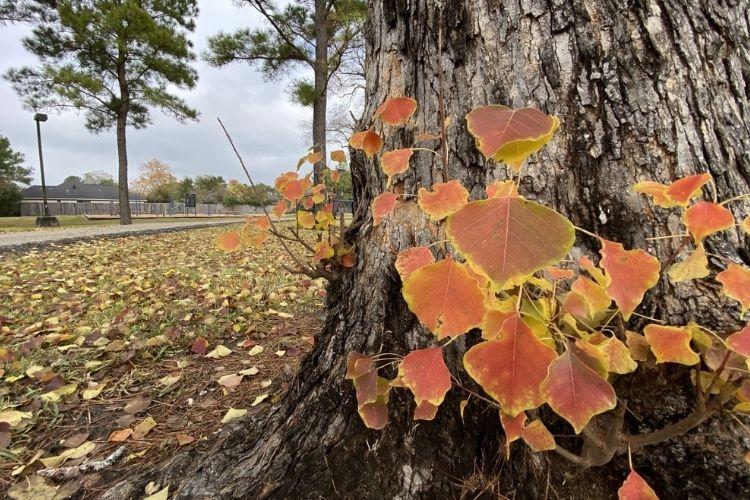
[0,1,319,186]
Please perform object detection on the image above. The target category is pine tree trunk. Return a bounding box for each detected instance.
[116,113,132,226]
[103,0,750,497]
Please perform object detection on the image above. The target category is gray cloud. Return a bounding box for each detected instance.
[0,1,314,186]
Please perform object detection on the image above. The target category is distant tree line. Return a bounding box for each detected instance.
[130,158,278,206]
[0,133,31,216]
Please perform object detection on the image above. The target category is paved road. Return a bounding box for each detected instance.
[0,219,243,251]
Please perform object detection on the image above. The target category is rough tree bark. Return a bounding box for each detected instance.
[313,0,329,185]
[116,56,133,226]
[104,0,750,497]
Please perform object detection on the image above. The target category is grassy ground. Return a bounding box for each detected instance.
[0,216,244,233]
[0,225,325,497]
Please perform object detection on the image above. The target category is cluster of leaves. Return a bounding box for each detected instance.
[342,98,750,496]
[0,226,325,493]
[215,93,749,496]
[217,147,354,276]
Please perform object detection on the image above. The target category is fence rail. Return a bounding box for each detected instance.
[20,201,274,217]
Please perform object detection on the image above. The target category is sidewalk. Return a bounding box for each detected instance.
[0,219,243,251]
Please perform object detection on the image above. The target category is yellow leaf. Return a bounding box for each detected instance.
[39,440,96,468]
[159,372,181,386]
[247,345,264,356]
[0,410,33,427]
[40,383,77,403]
[132,417,157,439]
[251,394,270,406]
[206,345,232,358]
[221,408,247,423]
[82,381,107,400]
[143,486,169,500]
[239,367,259,376]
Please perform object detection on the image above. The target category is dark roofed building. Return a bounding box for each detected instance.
[21,179,136,202]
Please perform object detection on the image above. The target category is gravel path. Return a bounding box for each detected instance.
[0,219,243,252]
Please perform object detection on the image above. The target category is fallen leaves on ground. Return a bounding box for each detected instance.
[0,224,323,493]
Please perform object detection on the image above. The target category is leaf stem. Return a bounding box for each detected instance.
[720,193,750,206]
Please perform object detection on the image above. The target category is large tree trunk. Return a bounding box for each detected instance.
[104,0,750,498]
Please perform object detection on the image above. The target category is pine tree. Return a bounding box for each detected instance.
[205,0,365,183]
[4,0,199,224]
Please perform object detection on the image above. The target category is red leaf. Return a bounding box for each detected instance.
[466,105,559,168]
[446,197,575,289]
[402,259,485,339]
[395,246,435,280]
[417,180,469,220]
[618,469,659,500]
[599,239,660,320]
[541,344,617,433]
[684,201,734,241]
[216,231,242,252]
[375,96,418,125]
[272,199,287,218]
[349,130,383,157]
[464,314,557,415]
[345,352,374,380]
[359,399,389,429]
[634,173,711,208]
[372,192,398,226]
[725,325,750,358]
[643,324,700,365]
[191,337,209,355]
[398,347,451,406]
[381,148,413,186]
[716,263,750,313]
[500,411,527,444]
[414,400,440,421]
[480,300,516,340]
[521,420,556,451]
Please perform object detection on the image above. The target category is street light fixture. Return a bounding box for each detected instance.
[34,113,59,227]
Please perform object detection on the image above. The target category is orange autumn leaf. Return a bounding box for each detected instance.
[302,197,315,210]
[255,215,271,230]
[216,231,242,252]
[742,215,750,235]
[375,96,418,126]
[618,469,659,500]
[395,246,435,280]
[500,411,527,444]
[643,324,700,365]
[307,151,323,164]
[726,325,750,358]
[634,173,711,208]
[598,337,637,374]
[402,258,485,339]
[350,130,383,157]
[297,211,315,229]
[417,180,469,220]
[380,148,413,186]
[272,199,287,218]
[330,149,346,163]
[486,180,519,198]
[330,169,341,183]
[570,276,611,316]
[372,192,398,226]
[466,105,559,169]
[540,345,617,433]
[546,266,575,280]
[716,263,750,313]
[312,241,335,262]
[480,300,516,341]
[398,347,451,406]
[684,201,734,241]
[446,197,575,290]
[464,314,557,415]
[414,400,439,421]
[668,243,709,283]
[345,352,374,380]
[359,399,389,429]
[521,419,556,451]
[599,239,660,320]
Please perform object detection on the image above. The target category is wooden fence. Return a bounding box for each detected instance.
[20,200,273,217]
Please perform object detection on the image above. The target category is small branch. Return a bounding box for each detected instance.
[37,446,126,479]
[217,117,324,280]
[622,383,738,448]
[553,445,589,466]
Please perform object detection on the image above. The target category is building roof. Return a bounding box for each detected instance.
[21,180,137,201]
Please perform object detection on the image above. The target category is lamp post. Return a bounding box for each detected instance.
[34,113,59,227]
